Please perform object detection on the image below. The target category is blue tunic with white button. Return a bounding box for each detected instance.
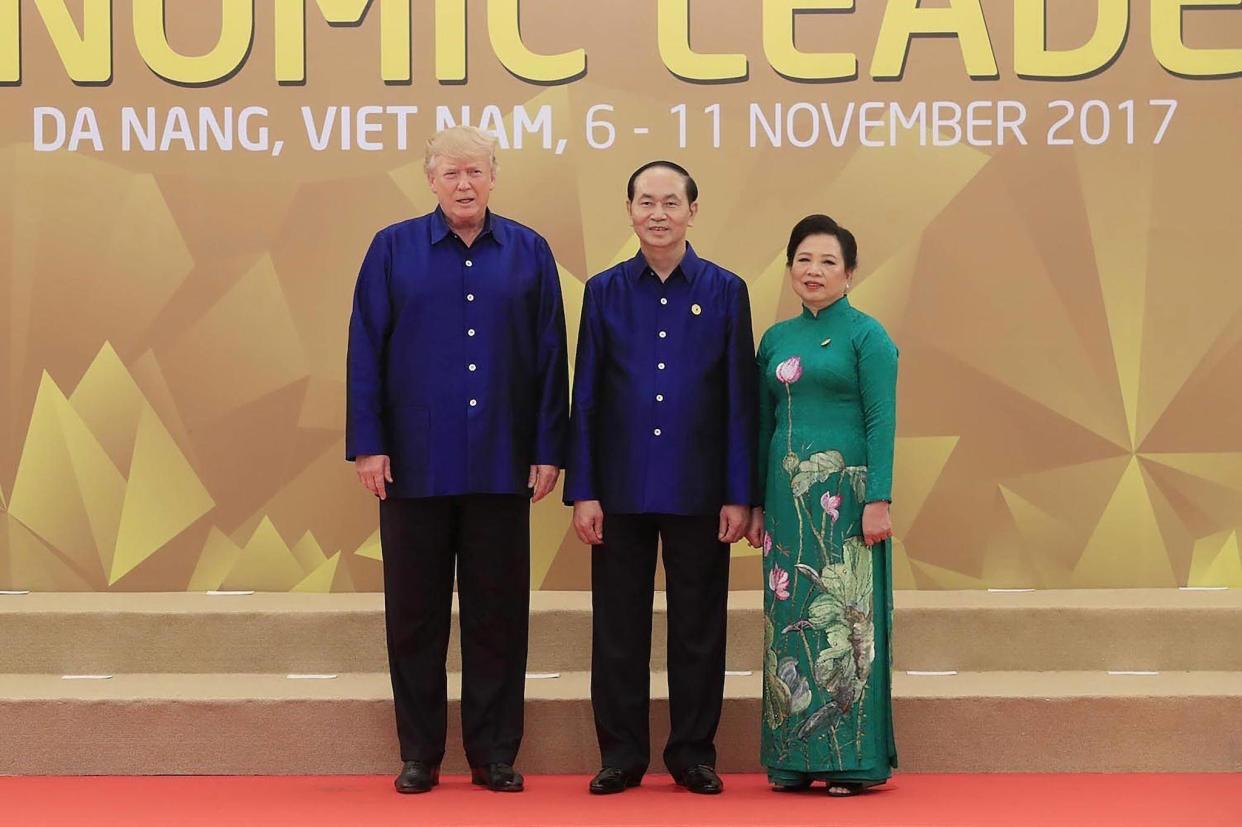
[346,208,569,499]
[564,244,758,515]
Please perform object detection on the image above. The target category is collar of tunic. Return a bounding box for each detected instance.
[429,206,506,247]
[801,295,851,321]
[622,242,705,285]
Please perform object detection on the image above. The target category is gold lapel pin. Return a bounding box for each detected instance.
[691,303,702,316]
[820,338,831,347]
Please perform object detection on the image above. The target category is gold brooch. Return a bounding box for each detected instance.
[691,303,702,316]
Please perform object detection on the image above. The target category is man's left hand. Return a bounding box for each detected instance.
[718,504,749,544]
[528,464,560,503]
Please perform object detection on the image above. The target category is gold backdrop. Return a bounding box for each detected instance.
[2,1,1241,591]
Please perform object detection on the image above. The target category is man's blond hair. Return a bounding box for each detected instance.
[424,126,499,177]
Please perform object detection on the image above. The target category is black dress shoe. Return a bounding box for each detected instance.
[675,764,724,795]
[589,767,642,795]
[470,762,524,792]
[394,760,439,794]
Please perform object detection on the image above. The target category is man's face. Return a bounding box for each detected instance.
[428,155,495,226]
[627,167,697,251]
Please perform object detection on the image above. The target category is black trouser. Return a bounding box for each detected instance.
[379,494,530,767]
[590,513,730,778]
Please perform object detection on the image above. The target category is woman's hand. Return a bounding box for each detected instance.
[862,501,893,547]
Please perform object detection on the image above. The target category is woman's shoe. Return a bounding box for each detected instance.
[826,782,866,797]
[772,779,812,792]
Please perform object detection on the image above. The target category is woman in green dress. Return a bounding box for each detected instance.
[746,214,898,795]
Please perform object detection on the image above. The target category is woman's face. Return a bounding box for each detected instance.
[789,233,852,310]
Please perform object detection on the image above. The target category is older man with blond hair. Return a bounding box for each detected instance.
[347,126,568,794]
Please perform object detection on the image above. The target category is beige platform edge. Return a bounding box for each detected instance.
[2,590,1241,775]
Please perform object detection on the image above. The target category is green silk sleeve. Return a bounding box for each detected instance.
[856,320,898,502]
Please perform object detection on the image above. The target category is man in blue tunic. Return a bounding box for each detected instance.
[566,161,758,795]
[347,126,568,794]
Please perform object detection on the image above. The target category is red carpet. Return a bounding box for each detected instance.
[3,774,1238,826]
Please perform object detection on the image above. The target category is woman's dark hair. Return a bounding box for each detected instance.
[626,160,699,204]
[785,214,858,270]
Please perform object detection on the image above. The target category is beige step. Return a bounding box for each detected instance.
[0,592,759,674]
[2,590,1241,674]
[2,670,1238,775]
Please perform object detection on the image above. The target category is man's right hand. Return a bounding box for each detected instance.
[572,500,605,545]
[745,507,765,549]
[355,454,393,500]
